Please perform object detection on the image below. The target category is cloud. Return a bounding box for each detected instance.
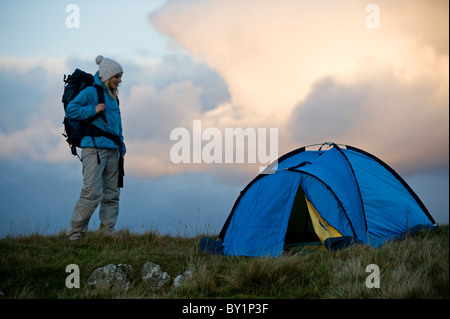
[0,62,62,134]
[381,0,449,55]
[0,118,66,162]
[289,61,449,174]
[121,81,203,177]
[1,0,448,182]
[0,54,234,177]
[120,54,230,111]
[117,54,233,177]
[150,0,449,177]
[0,59,69,162]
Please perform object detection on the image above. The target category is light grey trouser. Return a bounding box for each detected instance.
[68,148,120,240]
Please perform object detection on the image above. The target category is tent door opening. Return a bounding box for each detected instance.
[284,185,320,245]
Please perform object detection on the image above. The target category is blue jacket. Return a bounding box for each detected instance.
[65,72,126,155]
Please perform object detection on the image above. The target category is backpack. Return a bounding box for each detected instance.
[62,68,124,187]
[62,68,106,158]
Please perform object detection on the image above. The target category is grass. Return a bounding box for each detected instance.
[0,225,448,299]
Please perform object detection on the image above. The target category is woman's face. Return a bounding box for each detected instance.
[109,73,123,90]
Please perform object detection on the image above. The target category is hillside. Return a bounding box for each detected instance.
[0,225,448,300]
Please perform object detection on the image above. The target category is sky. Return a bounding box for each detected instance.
[0,0,448,238]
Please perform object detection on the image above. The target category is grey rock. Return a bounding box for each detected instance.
[87,263,132,291]
[141,261,171,288]
[173,270,193,288]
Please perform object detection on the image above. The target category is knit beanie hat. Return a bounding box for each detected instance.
[95,55,123,81]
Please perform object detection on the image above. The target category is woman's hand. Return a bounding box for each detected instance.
[95,103,106,114]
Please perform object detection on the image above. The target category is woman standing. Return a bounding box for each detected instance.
[66,55,126,240]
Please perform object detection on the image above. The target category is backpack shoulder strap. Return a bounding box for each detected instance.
[94,83,119,105]
[88,84,106,123]
[94,84,105,104]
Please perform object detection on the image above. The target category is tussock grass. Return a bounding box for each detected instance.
[0,225,448,299]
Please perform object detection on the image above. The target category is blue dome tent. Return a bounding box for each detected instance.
[202,143,435,257]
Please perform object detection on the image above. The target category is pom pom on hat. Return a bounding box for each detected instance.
[95,55,123,81]
[95,55,104,65]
